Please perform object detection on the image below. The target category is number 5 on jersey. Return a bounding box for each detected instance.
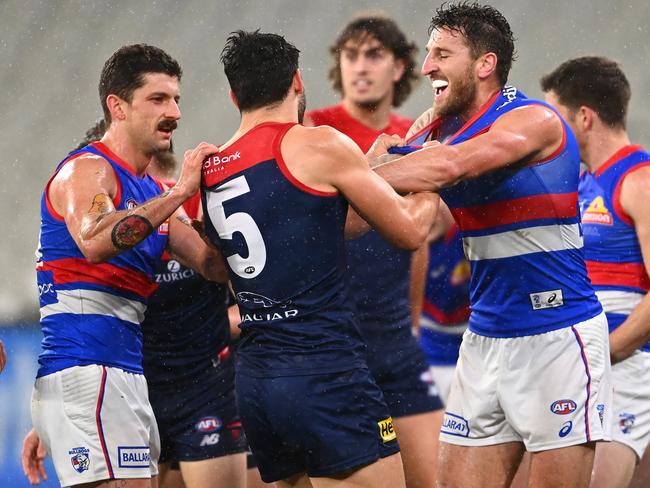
[205,176,267,279]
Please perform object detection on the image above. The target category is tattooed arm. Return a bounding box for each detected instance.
[48,143,218,263]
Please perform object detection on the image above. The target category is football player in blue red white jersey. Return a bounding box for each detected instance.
[202,30,438,488]
[543,56,650,488]
[22,44,227,488]
[374,3,610,487]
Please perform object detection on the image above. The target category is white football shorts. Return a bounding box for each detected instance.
[31,364,160,487]
[610,349,650,459]
[440,312,612,451]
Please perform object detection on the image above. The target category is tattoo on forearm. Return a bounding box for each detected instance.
[176,215,192,226]
[111,215,155,250]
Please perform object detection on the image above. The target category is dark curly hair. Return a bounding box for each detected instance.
[540,56,630,129]
[99,44,182,125]
[221,30,300,112]
[429,2,516,85]
[329,15,419,108]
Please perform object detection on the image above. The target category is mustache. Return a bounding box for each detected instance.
[157,120,178,131]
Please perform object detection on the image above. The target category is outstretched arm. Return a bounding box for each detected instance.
[374,104,564,193]
[608,166,650,363]
[48,143,218,263]
[282,126,439,251]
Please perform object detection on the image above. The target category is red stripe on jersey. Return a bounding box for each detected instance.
[95,366,114,479]
[422,300,470,325]
[42,258,157,298]
[612,161,650,226]
[450,192,577,232]
[586,260,650,291]
[595,145,645,177]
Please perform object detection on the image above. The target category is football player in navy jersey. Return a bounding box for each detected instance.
[203,30,438,488]
[373,4,610,488]
[543,56,650,488]
[305,17,444,487]
[22,44,227,488]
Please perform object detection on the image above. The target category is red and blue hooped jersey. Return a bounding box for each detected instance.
[419,226,469,365]
[408,86,602,337]
[201,122,366,377]
[36,142,168,377]
[579,145,650,351]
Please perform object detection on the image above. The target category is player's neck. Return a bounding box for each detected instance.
[146,161,174,180]
[100,132,152,176]
[458,82,502,122]
[342,96,392,131]
[583,129,631,173]
[223,103,299,150]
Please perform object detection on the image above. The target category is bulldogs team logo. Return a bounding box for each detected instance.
[619,413,636,434]
[550,399,577,415]
[69,447,90,473]
[125,198,138,210]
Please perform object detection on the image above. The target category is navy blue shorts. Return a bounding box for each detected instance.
[148,358,247,463]
[236,367,400,483]
[366,339,444,418]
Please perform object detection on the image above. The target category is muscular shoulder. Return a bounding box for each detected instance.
[285,124,360,159]
[621,164,650,220]
[304,105,342,127]
[50,153,118,198]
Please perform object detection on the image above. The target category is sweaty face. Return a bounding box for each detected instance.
[339,35,404,109]
[421,28,478,118]
[122,72,181,154]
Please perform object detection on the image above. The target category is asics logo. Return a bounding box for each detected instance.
[38,283,54,296]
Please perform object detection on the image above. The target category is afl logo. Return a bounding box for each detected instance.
[244,266,255,274]
[196,416,222,433]
[167,260,181,272]
[550,399,577,415]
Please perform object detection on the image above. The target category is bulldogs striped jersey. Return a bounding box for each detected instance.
[36,142,168,377]
[419,226,469,365]
[408,86,602,337]
[579,145,650,351]
[201,122,366,376]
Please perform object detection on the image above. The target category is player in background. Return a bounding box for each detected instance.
[204,30,438,488]
[304,17,444,486]
[0,340,6,374]
[22,44,226,488]
[542,56,650,488]
[417,203,469,404]
[372,3,611,486]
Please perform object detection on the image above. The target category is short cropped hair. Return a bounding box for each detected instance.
[328,15,419,108]
[221,30,300,112]
[540,56,631,129]
[99,44,182,125]
[429,2,516,85]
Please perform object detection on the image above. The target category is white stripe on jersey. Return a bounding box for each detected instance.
[40,289,146,324]
[595,290,644,315]
[463,223,583,261]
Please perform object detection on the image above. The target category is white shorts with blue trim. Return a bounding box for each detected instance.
[31,365,160,487]
[610,350,650,459]
[440,312,612,451]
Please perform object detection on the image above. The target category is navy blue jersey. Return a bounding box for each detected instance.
[141,250,230,388]
[201,122,366,377]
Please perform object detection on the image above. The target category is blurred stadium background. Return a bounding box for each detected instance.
[1,0,649,485]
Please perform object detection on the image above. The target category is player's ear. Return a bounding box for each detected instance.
[106,94,127,121]
[393,58,406,83]
[476,52,497,80]
[229,89,239,109]
[577,105,595,131]
[293,69,304,95]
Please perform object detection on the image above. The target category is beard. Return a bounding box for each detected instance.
[298,91,307,124]
[435,67,477,118]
